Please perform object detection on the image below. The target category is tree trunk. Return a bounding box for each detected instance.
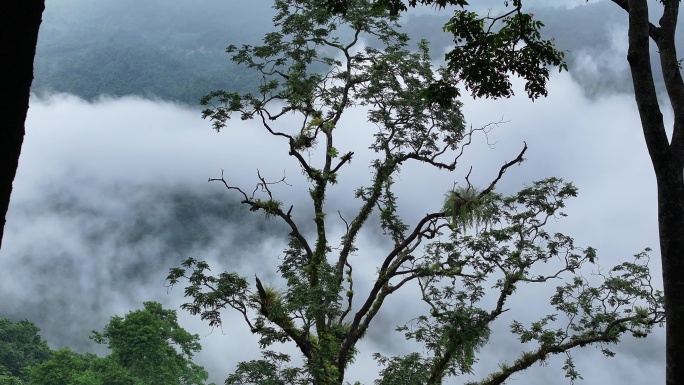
[0,1,45,252]
[620,0,684,384]
[657,170,684,385]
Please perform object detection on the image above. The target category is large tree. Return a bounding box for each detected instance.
[91,301,211,385]
[167,0,664,383]
[323,0,681,383]
[606,1,683,384]
[0,1,46,252]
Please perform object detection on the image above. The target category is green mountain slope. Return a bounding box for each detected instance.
[33,0,274,104]
[32,0,665,102]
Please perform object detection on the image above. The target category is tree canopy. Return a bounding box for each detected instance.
[3,303,212,385]
[167,0,664,383]
[91,301,211,385]
[321,0,567,101]
[0,318,51,381]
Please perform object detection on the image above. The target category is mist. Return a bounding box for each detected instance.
[1,0,667,383]
[1,63,665,384]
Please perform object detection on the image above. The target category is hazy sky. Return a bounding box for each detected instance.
[0,0,667,384]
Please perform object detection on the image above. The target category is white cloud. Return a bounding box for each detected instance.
[0,69,665,384]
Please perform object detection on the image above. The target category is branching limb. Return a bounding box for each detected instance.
[208,171,313,259]
[254,275,314,358]
[479,142,526,197]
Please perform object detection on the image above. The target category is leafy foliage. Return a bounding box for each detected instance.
[24,348,145,385]
[91,301,210,385]
[25,348,89,385]
[0,318,51,381]
[442,8,567,99]
[323,0,567,99]
[169,0,663,383]
[0,364,24,385]
[17,303,212,385]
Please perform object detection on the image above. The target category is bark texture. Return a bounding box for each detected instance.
[618,0,684,384]
[0,1,45,252]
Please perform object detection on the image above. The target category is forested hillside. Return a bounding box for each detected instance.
[33,0,274,103]
[32,0,665,104]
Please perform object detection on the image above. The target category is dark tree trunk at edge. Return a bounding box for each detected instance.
[658,172,684,385]
[617,0,684,384]
[0,1,45,252]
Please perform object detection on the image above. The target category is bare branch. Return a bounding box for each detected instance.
[208,171,313,259]
[479,142,527,197]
